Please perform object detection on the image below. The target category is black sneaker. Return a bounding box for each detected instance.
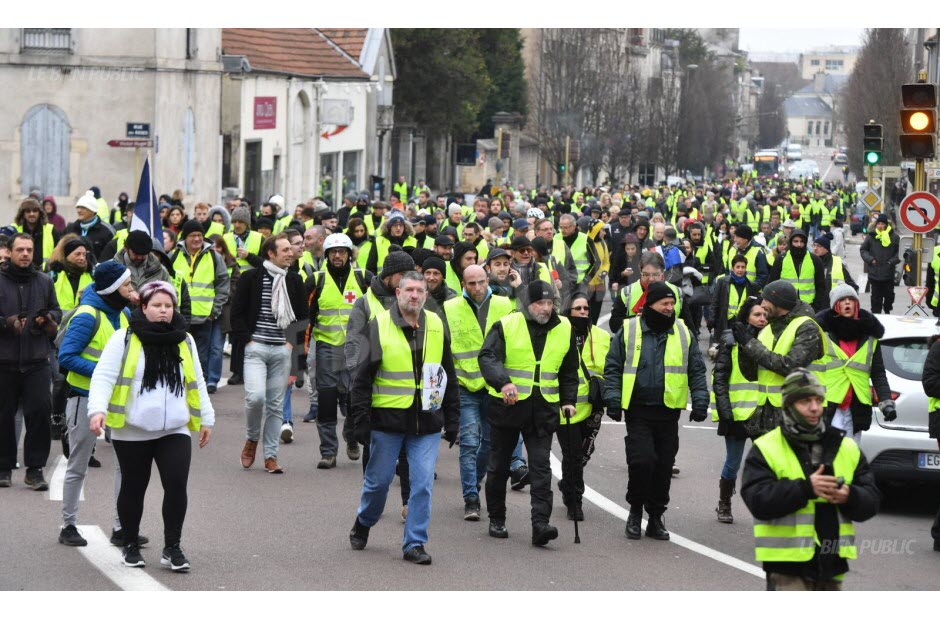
[122,544,146,568]
[488,519,509,539]
[463,496,481,521]
[24,468,49,491]
[0,470,10,488]
[58,525,88,547]
[531,522,559,547]
[349,518,370,550]
[111,529,150,547]
[160,545,191,572]
[227,373,244,385]
[88,455,101,468]
[510,465,530,491]
[206,385,217,394]
[403,545,432,565]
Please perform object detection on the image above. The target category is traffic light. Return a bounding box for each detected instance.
[899,83,937,159]
[863,122,883,165]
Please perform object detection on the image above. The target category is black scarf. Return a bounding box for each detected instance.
[829,315,862,342]
[642,305,675,333]
[567,314,591,348]
[2,261,35,283]
[128,308,188,397]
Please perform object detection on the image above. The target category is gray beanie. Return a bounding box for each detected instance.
[762,280,799,311]
[379,250,415,280]
[829,282,860,310]
[231,207,251,225]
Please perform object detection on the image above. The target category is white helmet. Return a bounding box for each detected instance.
[526,207,545,219]
[323,233,354,253]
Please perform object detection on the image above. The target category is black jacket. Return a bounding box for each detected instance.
[741,426,881,580]
[64,218,115,261]
[230,265,308,342]
[350,303,459,437]
[817,252,858,293]
[767,250,828,312]
[921,335,940,439]
[479,311,579,431]
[710,275,759,337]
[859,227,900,283]
[713,335,760,438]
[815,309,891,432]
[0,263,62,368]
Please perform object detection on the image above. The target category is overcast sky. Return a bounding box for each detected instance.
[739,28,866,55]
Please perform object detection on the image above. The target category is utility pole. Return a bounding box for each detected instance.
[564,135,571,186]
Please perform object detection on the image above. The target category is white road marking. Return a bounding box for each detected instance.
[77,526,170,591]
[549,453,764,579]
[682,425,717,431]
[48,455,83,501]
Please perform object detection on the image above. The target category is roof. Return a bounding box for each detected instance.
[783,96,832,118]
[317,29,367,62]
[798,73,848,95]
[222,29,368,79]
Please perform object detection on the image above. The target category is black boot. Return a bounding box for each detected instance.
[645,513,670,541]
[349,518,370,550]
[531,522,558,547]
[625,506,642,540]
[716,477,735,524]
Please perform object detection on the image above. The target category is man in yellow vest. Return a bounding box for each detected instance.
[348,271,459,565]
[443,265,513,521]
[603,282,709,541]
[741,369,881,590]
[478,280,580,545]
[393,175,409,204]
[768,229,827,312]
[557,213,598,294]
[813,233,857,292]
[49,238,94,312]
[307,233,373,469]
[13,197,59,270]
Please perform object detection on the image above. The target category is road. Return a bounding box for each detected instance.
[2,239,938,591]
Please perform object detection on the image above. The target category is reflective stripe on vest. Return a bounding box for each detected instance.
[65,307,130,391]
[314,269,367,346]
[370,310,445,409]
[752,427,859,562]
[780,253,816,304]
[756,316,825,406]
[823,336,876,406]
[709,345,760,422]
[172,249,216,317]
[444,295,513,392]
[54,270,93,312]
[619,316,690,411]
[830,255,845,289]
[486,313,571,403]
[570,325,611,424]
[106,332,201,432]
[224,231,262,270]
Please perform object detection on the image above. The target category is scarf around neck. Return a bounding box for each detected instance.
[128,308,188,397]
[874,226,892,247]
[263,260,296,330]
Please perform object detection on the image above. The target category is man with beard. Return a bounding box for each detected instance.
[484,248,517,297]
[509,236,556,310]
[306,233,373,469]
[450,241,478,287]
[769,229,827,312]
[420,256,457,320]
[299,225,327,281]
[604,282,709,541]
[741,369,881,591]
[13,197,60,269]
[414,214,437,250]
[432,235,461,292]
[348,271,459,565]
[479,280,579,545]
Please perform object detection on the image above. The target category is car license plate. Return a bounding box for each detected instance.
[917,452,940,470]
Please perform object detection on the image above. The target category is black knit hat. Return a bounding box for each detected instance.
[645,281,676,306]
[181,219,203,239]
[734,224,753,240]
[410,247,435,268]
[763,280,799,311]
[126,230,154,255]
[63,237,88,259]
[423,256,446,275]
[380,250,415,279]
[527,280,553,302]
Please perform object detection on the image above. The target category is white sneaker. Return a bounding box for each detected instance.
[280,423,293,444]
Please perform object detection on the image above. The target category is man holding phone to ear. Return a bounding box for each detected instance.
[0,234,61,489]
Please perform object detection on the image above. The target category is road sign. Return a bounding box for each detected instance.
[874,165,902,176]
[909,286,929,305]
[928,166,940,179]
[858,188,882,212]
[899,191,940,233]
[107,139,153,148]
[126,123,150,138]
[905,304,930,317]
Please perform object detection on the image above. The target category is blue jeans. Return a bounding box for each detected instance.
[192,319,223,387]
[357,431,440,552]
[283,385,293,425]
[721,435,747,481]
[244,341,291,459]
[511,437,526,472]
[458,388,490,499]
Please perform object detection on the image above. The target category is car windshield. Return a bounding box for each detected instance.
[880,338,929,381]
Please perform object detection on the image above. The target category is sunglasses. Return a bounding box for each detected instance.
[571,305,589,311]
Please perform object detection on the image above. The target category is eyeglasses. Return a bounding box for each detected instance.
[517,248,535,254]
[571,305,590,311]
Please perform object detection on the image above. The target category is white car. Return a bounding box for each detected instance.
[859,315,940,486]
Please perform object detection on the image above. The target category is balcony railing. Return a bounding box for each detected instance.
[22,28,72,54]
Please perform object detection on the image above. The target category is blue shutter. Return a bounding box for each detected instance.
[21,104,70,196]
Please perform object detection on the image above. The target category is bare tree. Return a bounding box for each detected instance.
[758,81,786,149]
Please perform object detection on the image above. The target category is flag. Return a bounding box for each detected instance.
[129,154,163,246]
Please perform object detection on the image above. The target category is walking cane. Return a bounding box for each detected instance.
[562,405,580,544]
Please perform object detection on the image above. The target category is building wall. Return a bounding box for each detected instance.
[799,50,857,80]
[787,114,832,148]
[0,28,221,225]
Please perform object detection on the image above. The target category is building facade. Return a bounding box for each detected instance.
[798,46,858,80]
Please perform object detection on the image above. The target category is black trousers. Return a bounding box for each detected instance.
[870,279,895,314]
[0,364,52,471]
[932,501,940,544]
[113,434,191,548]
[486,424,553,525]
[555,419,588,506]
[229,338,245,376]
[625,415,679,516]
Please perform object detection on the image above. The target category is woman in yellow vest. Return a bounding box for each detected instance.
[741,369,881,591]
[48,235,94,312]
[712,296,767,524]
[88,281,214,571]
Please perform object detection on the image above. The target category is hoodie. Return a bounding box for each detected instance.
[43,195,67,233]
[206,205,232,235]
[57,287,131,395]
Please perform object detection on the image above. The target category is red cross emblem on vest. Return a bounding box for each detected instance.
[344,290,358,304]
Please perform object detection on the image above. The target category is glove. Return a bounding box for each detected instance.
[606,408,623,422]
[731,321,752,347]
[443,428,458,448]
[720,328,736,349]
[689,408,708,423]
[353,423,371,447]
[878,400,897,422]
[707,343,719,361]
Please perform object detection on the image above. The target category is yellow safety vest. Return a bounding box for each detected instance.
[444,261,461,292]
[726,245,761,282]
[709,345,760,422]
[752,427,859,562]
[557,232,590,283]
[223,231,263,271]
[619,282,683,318]
[106,332,201,432]
[443,294,513,392]
[822,336,876,406]
[619,316,691,411]
[14,222,54,268]
[486,312,571,403]
[393,182,409,202]
[53,270,93,312]
[206,221,225,238]
[272,214,293,235]
[780,253,816,304]
[571,325,611,424]
[65,306,130,391]
[717,275,747,320]
[364,288,386,320]
[113,229,129,255]
[756,316,826,407]
[829,256,845,290]
[371,309,445,409]
[172,248,216,318]
[932,247,940,307]
[313,269,367,347]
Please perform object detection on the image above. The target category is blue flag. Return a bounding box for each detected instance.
[129,155,162,245]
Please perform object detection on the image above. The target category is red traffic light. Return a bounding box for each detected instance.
[902,83,937,108]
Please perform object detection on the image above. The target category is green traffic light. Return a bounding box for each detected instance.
[865,151,881,165]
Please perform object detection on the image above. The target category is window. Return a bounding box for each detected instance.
[807,121,813,135]
[881,339,929,381]
[342,151,361,194]
[320,152,337,204]
[825,59,843,70]
[823,121,830,136]
[816,121,821,135]
[21,28,71,53]
[21,104,70,195]
[810,59,820,66]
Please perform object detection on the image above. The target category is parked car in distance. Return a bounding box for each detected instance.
[834,153,848,164]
